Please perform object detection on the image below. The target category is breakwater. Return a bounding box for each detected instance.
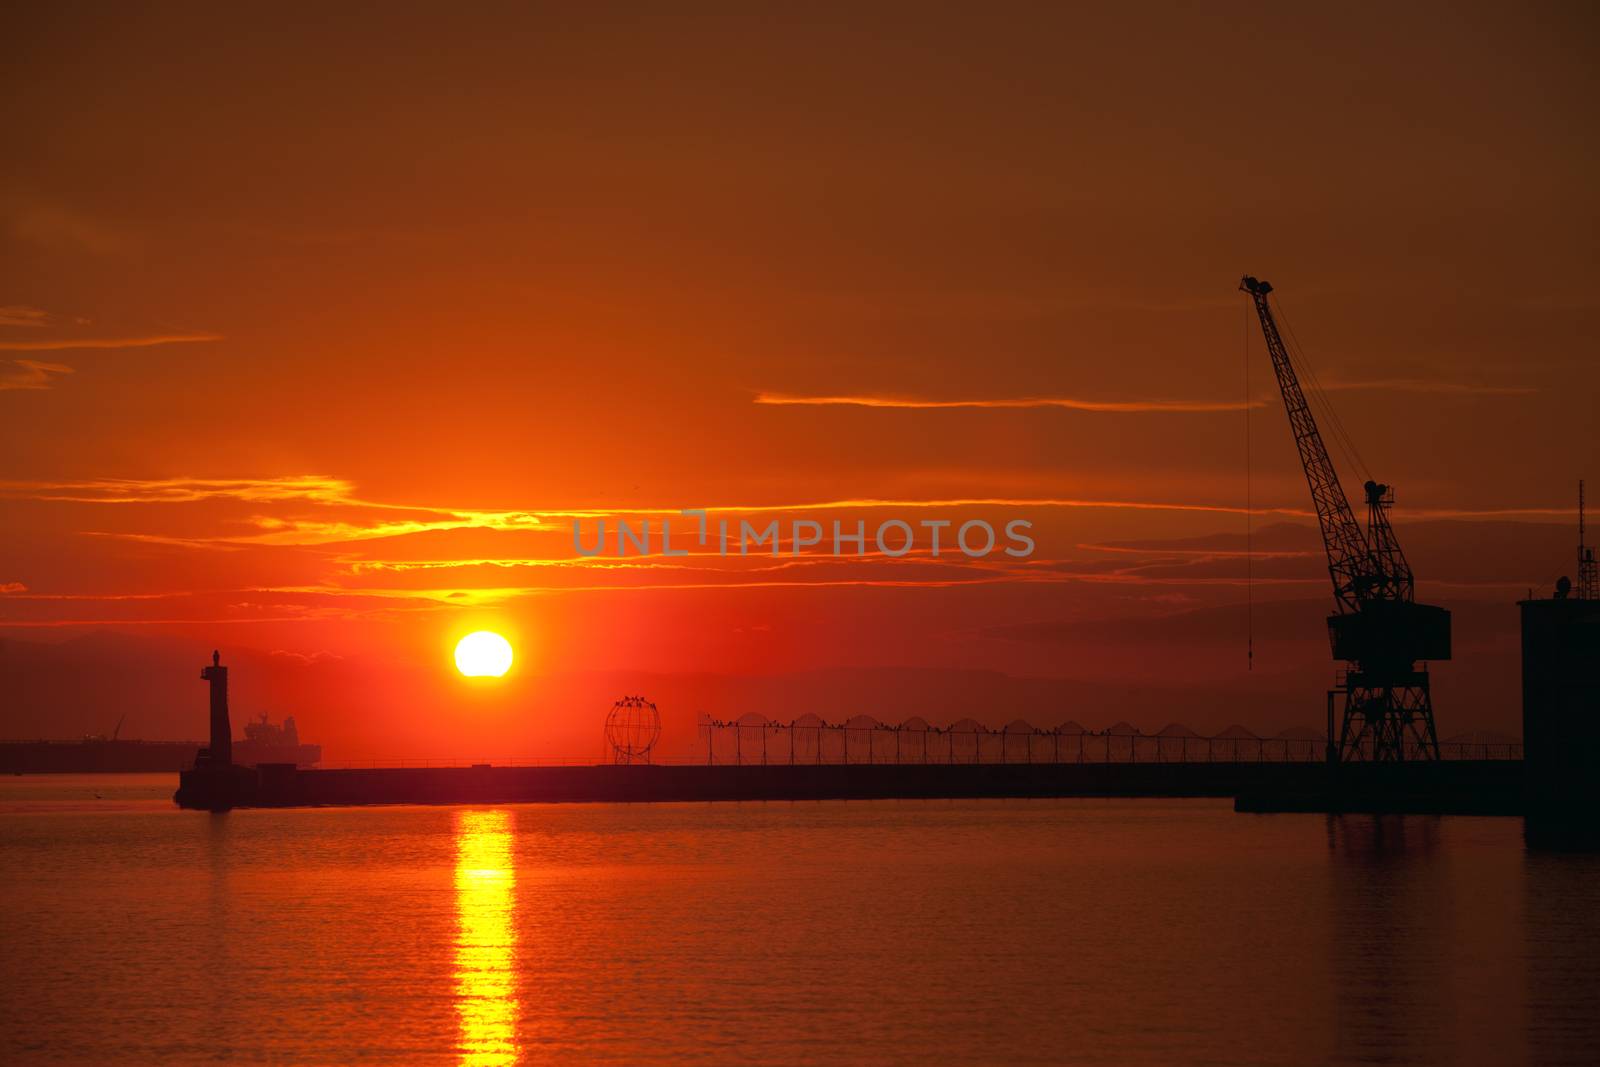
[4,740,203,774]
[173,758,1524,813]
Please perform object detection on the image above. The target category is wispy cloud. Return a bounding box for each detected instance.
[1,590,192,601]
[0,472,1322,590]
[169,494,1299,549]
[1410,506,1574,519]
[0,359,74,391]
[1319,378,1536,397]
[0,476,554,547]
[269,648,344,663]
[1,477,1308,520]
[710,496,1302,517]
[0,305,51,327]
[1078,542,1320,560]
[754,391,1260,413]
[3,198,128,257]
[0,475,359,504]
[794,289,1240,320]
[230,512,547,547]
[0,332,221,352]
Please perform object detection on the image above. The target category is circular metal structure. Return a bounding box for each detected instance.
[605,695,662,764]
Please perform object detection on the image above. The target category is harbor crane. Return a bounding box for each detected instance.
[1241,276,1450,762]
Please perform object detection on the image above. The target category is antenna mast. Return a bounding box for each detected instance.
[1580,479,1598,600]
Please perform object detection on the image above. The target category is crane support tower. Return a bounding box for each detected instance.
[1241,276,1450,762]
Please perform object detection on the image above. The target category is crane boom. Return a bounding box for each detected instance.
[1240,276,1369,614]
[1239,274,1448,763]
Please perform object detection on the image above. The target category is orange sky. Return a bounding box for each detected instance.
[2,4,1596,757]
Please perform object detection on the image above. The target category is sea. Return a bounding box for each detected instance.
[2,774,1597,1066]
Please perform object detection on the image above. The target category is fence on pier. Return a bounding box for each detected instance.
[697,714,1523,766]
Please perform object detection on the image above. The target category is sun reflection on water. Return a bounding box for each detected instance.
[454,809,519,1066]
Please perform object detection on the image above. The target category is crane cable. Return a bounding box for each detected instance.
[1244,301,1253,671]
[1273,295,1374,485]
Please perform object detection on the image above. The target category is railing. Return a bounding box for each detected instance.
[254,736,1523,771]
[697,719,1523,766]
[311,756,709,770]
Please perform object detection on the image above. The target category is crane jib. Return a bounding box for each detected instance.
[1239,276,1368,615]
[1238,275,1450,667]
[1239,274,1449,762]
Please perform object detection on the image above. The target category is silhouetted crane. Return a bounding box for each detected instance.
[1241,276,1450,761]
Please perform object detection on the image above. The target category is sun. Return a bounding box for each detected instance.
[454,631,514,678]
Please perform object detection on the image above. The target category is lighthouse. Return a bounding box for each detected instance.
[199,649,231,767]
[175,650,249,810]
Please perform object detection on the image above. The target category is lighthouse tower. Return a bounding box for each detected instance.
[200,650,231,767]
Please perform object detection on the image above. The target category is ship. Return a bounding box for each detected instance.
[232,713,322,768]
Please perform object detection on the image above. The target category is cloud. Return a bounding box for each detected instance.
[89,511,550,549]
[752,378,1537,415]
[0,305,51,327]
[0,475,359,504]
[795,289,1241,320]
[711,496,1300,517]
[3,476,1324,575]
[231,511,547,546]
[348,503,1272,547]
[754,391,1260,413]
[268,648,344,663]
[1,475,1299,518]
[0,359,74,391]
[0,332,221,352]
[1078,542,1319,560]
[3,198,128,257]
[2,475,1315,555]
[1409,506,1573,519]
[1,590,187,601]
[1319,378,1536,397]
[0,581,27,594]
[0,475,559,548]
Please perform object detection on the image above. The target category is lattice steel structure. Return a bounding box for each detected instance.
[1578,480,1598,601]
[1242,276,1449,762]
[696,715,1518,765]
[605,695,662,764]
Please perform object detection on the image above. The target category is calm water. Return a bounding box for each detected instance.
[2,775,1597,1066]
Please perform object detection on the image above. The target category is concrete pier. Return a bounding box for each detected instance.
[1232,759,1524,815]
[173,758,1524,811]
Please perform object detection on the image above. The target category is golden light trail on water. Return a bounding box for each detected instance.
[454,810,519,1066]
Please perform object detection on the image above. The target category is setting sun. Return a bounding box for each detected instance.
[454,631,513,678]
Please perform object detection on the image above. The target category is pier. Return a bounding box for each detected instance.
[173,654,1532,815]
[174,751,1524,813]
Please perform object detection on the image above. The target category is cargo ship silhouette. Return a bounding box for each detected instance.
[234,713,321,768]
